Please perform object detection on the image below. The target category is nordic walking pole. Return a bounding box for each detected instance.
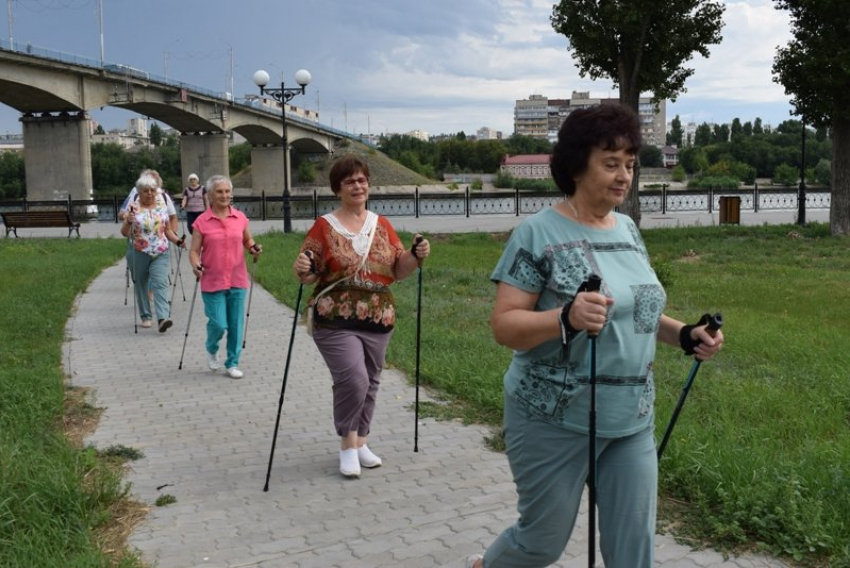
[127,220,139,334]
[178,268,201,370]
[130,249,138,334]
[177,236,186,301]
[264,251,314,491]
[124,261,129,306]
[584,273,603,568]
[170,234,187,305]
[412,235,424,452]
[657,312,723,460]
[242,254,258,349]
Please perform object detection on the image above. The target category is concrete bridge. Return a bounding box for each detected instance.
[0,42,342,201]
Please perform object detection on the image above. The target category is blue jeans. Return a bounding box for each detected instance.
[202,288,247,369]
[129,248,170,322]
[483,394,657,568]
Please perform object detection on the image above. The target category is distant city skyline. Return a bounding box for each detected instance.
[0,0,798,138]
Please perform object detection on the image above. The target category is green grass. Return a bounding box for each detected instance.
[255,223,850,566]
[0,238,142,568]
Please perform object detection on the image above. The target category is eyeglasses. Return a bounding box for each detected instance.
[139,187,157,193]
[341,177,369,188]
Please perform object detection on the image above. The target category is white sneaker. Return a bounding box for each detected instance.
[357,444,382,468]
[465,554,483,568]
[206,351,220,371]
[339,448,360,478]
[225,367,243,379]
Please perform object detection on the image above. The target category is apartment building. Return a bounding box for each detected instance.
[514,91,666,147]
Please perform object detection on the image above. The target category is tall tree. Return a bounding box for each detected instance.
[773,0,850,235]
[694,122,713,146]
[667,115,684,147]
[149,122,163,147]
[551,0,725,226]
[730,118,743,141]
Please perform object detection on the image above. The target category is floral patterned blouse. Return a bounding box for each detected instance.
[129,195,171,256]
[300,212,405,333]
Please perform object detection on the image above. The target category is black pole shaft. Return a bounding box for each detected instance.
[413,236,424,452]
[584,273,602,568]
[588,333,597,568]
[178,276,200,370]
[264,282,304,490]
[242,257,257,349]
[657,361,700,460]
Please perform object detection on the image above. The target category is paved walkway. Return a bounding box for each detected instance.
[61,214,799,567]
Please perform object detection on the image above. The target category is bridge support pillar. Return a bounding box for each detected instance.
[180,132,229,186]
[22,112,93,201]
[250,145,285,198]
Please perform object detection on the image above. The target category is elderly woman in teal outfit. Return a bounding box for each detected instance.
[466,104,724,568]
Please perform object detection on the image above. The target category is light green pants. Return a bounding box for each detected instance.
[483,394,657,568]
[129,248,170,322]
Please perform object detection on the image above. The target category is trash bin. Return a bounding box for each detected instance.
[719,196,741,225]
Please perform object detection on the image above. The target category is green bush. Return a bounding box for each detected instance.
[297,161,316,183]
[773,163,799,186]
[687,175,740,190]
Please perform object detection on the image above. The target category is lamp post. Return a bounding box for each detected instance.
[798,117,807,226]
[253,68,311,233]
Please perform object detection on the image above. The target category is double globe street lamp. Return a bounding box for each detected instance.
[253,68,311,233]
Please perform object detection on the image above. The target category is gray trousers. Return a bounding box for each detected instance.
[312,327,393,437]
[483,394,657,568]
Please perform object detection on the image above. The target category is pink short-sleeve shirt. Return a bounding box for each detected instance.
[192,207,250,292]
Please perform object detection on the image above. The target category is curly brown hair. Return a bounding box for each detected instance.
[550,104,642,196]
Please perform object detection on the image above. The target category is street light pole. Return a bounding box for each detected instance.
[798,117,807,226]
[253,68,311,233]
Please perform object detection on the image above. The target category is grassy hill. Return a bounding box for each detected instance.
[232,138,435,193]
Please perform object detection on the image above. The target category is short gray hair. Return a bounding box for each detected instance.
[135,174,158,191]
[206,175,232,191]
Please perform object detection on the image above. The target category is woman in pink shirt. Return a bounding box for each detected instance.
[189,175,262,379]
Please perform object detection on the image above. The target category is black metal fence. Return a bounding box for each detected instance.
[0,185,831,225]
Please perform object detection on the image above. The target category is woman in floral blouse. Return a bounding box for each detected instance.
[293,155,430,478]
[120,173,186,332]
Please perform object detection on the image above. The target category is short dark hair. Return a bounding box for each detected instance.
[550,104,642,196]
[329,155,370,194]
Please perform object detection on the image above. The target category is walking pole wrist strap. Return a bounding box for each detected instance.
[679,313,711,355]
[559,302,579,347]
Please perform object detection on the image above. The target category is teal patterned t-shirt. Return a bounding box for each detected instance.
[490,207,666,437]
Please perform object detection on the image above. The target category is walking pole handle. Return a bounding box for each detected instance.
[411,235,424,267]
[305,250,316,273]
[585,273,602,338]
[705,312,723,337]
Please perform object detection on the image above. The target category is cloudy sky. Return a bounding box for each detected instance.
[0,0,796,138]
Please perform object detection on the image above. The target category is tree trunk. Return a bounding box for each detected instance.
[619,79,642,227]
[830,116,850,236]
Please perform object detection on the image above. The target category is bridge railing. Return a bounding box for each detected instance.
[0,186,830,226]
